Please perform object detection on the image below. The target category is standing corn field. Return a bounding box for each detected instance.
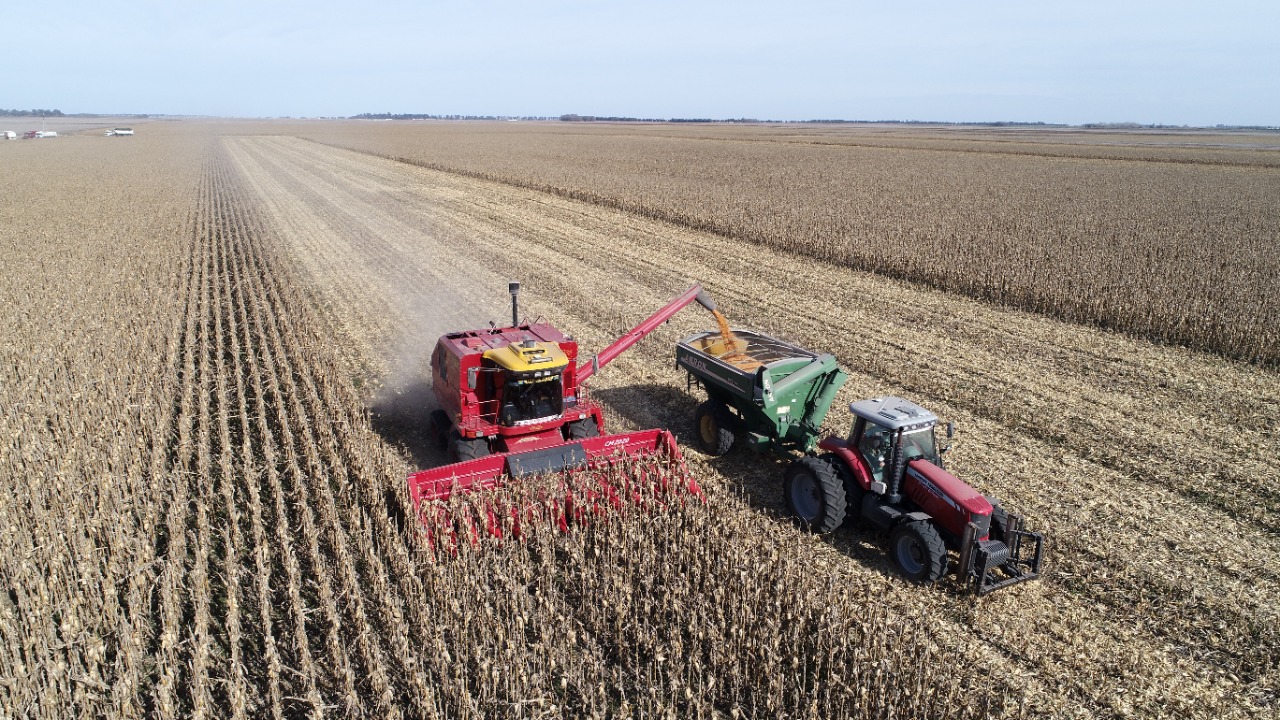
[0,127,1001,719]
[1,123,1277,719]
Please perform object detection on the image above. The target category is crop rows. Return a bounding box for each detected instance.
[215,133,1279,718]
[292,121,1280,365]
[1,132,1003,718]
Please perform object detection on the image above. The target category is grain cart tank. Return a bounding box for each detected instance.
[676,329,847,456]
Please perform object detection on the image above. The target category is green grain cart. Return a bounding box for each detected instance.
[676,329,847,456]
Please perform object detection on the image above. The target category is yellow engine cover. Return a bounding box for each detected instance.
[484,340,569,375]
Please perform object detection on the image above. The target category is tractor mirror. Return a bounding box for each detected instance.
[946,421,956,439]
[467,367,478,390]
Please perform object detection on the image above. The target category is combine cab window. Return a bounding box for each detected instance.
[857,422,893,483]
[500,375,563,426]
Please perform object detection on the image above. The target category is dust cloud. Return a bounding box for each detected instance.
[368,278,496,466]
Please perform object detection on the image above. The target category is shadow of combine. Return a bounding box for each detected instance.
[369,379,444,471]
[369,379,446,533]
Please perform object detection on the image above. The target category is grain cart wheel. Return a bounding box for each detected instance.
[428,409,451,452]
[567,417,600,439]
[783,457,847,533]
[451,432,490,462]
[889,521,947,584]
[694,400,736,456]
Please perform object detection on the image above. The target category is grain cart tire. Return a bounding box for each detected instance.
[428,409,451,452]
[694,400,736,456]
[783,457,847,533]
[451,432,490,462]
[822,453,864,529]
[567,417,600,439]
[989,504,1010,543]
[890,521,948,584]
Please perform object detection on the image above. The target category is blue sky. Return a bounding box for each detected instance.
[2,0,1276,125]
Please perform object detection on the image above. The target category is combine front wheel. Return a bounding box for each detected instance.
[451,433,490,462]
[428,410,451,452]
[567,418,600,439]
[889,521,947,583]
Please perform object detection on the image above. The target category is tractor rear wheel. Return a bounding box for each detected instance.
[822,453,864,528]
[567,417,600,439]
[889,521,947,584]
[694,400,736,456]
[783,457,847,533]
[428,409,451,453]
[451,432,490,462]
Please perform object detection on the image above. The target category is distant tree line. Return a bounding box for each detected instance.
[350,113,555,121]
[1,109,64,117]
[348,112,1277,131]
[558,115,761,123]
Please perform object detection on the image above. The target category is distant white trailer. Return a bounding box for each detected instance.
[34,131,57,138]
[111,128,134,136]
[2,131,16,140]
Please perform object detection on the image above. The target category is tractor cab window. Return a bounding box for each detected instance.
[856,421,893,483]
[499,373,563,426]
[900,426,940,465]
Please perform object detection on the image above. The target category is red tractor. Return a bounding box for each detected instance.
[784,396,1044,594]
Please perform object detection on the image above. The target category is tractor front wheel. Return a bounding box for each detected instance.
[694,400,736,456]
[783,457,847,533]
[451,432,490,462]
[989,504,1010,543]
[889,521,947,584]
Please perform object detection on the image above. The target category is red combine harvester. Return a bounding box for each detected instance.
[406,282,715,522]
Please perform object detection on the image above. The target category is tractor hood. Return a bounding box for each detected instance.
[906,460,992,518]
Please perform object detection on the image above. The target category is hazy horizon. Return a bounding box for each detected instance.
[3,0,1277,127]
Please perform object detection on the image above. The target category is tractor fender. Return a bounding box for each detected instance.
[885,510,937,537]
[859,499,933,532]
[816,437,873,490]
[898,511,933,526]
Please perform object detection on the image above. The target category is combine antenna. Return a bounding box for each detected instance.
[508,281,521,327]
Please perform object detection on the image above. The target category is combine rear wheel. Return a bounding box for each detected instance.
[451,432,490,462]
[889,521,947,583]
[694,400,736,456]
[783,457,847,533]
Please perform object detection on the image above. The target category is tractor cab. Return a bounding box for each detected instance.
[847,397,945,493]
[482,340,569,426]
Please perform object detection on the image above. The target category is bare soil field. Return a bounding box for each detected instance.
[1,123,1277,719]
[285,120,1280,366]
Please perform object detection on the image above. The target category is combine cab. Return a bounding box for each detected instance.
[407,282,715,529]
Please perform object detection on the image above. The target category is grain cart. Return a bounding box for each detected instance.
[676,329,848,456]
[407,282,715,535]
[677,331,1043,595]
